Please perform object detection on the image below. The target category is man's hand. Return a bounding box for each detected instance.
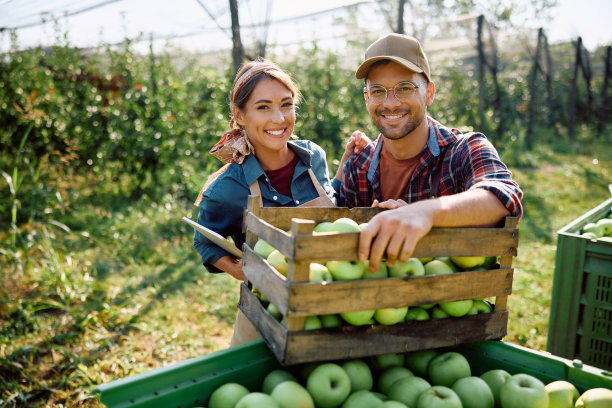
[335,130,372,181]
[359,200,437,272]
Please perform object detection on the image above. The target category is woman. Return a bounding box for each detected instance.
[193,59,368,345]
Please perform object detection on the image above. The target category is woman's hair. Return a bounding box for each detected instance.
[229,58,302,129]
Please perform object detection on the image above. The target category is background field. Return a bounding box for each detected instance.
[1,31,611,407]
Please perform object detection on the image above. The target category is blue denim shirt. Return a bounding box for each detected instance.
[194,139,336,273]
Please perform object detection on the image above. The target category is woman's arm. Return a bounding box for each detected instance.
[334,130,371,181]
[212,256,244,281]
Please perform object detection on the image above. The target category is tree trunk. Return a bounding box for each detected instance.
[397,0,406,34]
[229,0,245,73]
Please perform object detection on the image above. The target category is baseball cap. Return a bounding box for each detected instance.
[355,33,431,82]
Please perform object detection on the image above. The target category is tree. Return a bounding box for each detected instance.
[229,0,245,73]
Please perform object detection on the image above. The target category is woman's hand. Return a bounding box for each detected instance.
[213,256,244,281]
[335,130,372,181]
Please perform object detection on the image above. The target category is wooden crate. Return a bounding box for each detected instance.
[239,196,519,365]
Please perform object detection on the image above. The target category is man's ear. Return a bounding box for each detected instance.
[425,81,435,107]
[231,105,245,127]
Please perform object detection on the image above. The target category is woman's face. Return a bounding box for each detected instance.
[234,77,296,157]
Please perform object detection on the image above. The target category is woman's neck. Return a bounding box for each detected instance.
[256,145,295,171]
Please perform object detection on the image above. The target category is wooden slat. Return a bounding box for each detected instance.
[238,284,288,363]
[292,227,518,262]
[244,210,295,257]
[242,245,290,316]
[281,311,508,365]
[495,217,519,311]
[255,206,385,230]
[287,268,513,316]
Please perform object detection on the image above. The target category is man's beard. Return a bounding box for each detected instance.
[375,109,426,140]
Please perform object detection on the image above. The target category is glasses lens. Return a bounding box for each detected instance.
[394,82,418,100]
[368,85,387,103]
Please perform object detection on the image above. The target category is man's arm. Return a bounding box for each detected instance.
[359,188,510,272]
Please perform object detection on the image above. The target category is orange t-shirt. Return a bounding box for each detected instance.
[379,144,420,201]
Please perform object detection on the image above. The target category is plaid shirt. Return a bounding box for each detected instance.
[336,117,523,219]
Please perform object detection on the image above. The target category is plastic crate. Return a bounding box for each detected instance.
[94,339,612,408]
[239,196,519,364]
[547,197,612,370]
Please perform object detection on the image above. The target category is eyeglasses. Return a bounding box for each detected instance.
[363,81,427,104]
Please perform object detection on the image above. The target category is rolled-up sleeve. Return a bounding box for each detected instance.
[454,133,523,219]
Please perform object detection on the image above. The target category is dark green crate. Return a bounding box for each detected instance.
[94,339,612,408]
[547,197,612,370]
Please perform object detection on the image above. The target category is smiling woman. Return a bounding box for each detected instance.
[190,58,370,346]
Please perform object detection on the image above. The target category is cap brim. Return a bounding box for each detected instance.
[355,56,424,79]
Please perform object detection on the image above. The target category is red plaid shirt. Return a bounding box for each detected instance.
[337,117,523,219]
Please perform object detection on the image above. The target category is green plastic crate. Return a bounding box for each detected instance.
[547,197,612,370]
[94,339,612,408]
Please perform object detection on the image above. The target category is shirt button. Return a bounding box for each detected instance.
[295,200,300,204]
[273,195,278,200]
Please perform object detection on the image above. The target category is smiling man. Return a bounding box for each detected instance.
[336,33,523,272]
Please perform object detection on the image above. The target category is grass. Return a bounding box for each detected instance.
[1,135,611,407]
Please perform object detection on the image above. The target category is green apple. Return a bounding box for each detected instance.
[405,307,430,321]
[424,260,455,275]
[500,373,548,408]
[304,315,322,330]
[480,368,511,407]
[341,359,373,392]
[416,385,462,408]
[405,349,439,378]
[236,392,280,408]
[362,260,389,279]
[270,381,314,408]
[599,236,612,243]
[575,387,612,407]
[267,303,282,321]
[467,299,492,315]
[431,305,449,319]
[387,376,431,407]
[374,307,408,325]
[307,363,352,408]
[545,380,579,408]
[452,376,494,408]
[596,218,612,236]
[435,257,458,272]
[389,258,425,277]
[310,263,333,283]
[439,299,473,317]
[358,222,368,231]
[375,401,409,408]
[341,390,384,408]
[208,382,250,408]
[267,250,288,276]
[314,221,336,233]
[428,352,471,387]
[582,222,603,238]
[320,313,344,328]
[419,257,434,264]
[377,365,413,395]
[340,309,375,326]
[482,256,498,269]
[298,362,319,383]
[581,232,598,239]
[262,369,297,394]
[450,256,486,270]
[368,353,406,372]
[331,217,361,233]
[253,239,275,259]
[327,260,365,281]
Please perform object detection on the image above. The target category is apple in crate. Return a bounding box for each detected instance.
[387,376,431,408]
[267,250,287,276]
[327,260,364,280]
[374,307,408,325]
[270,381,314,408]
[545,380,579,408]
[389,258,425,277]
[306,363,351,408]
[440,299,473,317]
[500,373,549,408]
[428,352,471,387]
[405,306,430,321]
[452,376,495,408]
[377,366,414,394]
[596,217,612,235]
[480,369,511,407]
[405,349,439,378]
[235,392,280,408]
[467,299,492,315]
[309,263,333,283]
[340,390,384,408]
[417,385,462,408]
[340,309,375,326]
[575,387,612,407]
[424,259,455,275]
[362,260,389,279]
[208,382,249,408]
[320,314,343,328]
[253,239,275,259]
[341,359,373,392]
[262,369,297,394]
[450,256,486,270]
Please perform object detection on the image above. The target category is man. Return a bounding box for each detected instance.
[335,33,523,272]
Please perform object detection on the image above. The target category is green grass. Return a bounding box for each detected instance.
[1,137,611,407]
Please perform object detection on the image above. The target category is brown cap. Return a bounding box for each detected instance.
[356,33,431,82]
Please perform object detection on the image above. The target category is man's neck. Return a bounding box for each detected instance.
[382,117,430,160]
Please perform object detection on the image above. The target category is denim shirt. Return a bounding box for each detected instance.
[194,139,335,273]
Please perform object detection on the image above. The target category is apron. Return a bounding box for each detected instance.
[230,168,335,346]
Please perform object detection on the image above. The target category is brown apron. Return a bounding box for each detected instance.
[230,169,334,346]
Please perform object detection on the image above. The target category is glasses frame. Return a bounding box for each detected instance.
[363,80,428,104]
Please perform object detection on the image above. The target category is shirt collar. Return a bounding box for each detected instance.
[241,140,312,185]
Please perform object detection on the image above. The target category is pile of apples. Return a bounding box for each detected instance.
[203,348,612,408]
[253,218,497,328]
[580,215,612,243]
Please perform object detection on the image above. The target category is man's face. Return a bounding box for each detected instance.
[365,61,434,141]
